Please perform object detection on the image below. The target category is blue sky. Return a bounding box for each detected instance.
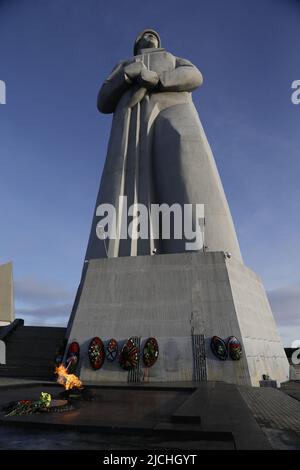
[0,0,299,345]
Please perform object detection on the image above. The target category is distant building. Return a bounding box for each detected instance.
[0,262,15,326]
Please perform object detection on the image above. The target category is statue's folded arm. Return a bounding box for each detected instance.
[159,57,203,93]
[97,61,131,114]
[97,56,203,114]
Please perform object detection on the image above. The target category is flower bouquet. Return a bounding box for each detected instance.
[3,392,52,417]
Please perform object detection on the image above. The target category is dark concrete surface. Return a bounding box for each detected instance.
[0,425,236,450]
[0,384,191,430]
[0,380,274,450]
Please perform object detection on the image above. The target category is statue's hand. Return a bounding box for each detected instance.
[124,62,146,81]
[137,69,159,89]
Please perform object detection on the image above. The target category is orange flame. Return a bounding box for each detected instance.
[55,364,82,390]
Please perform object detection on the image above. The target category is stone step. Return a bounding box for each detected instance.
[0,365,56,379]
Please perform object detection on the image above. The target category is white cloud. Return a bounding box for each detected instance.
[14,277,74,327]
[15,303,71,327]
[267,283,300,346]
[14,277,74,306]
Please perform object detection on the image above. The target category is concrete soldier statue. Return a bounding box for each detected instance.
[85,29,242,261]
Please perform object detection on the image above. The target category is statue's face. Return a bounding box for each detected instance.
[137,32,159,52]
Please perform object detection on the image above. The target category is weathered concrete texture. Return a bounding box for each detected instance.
[226,261,289,386]
[0,262,14,324]
[67,251,289,386]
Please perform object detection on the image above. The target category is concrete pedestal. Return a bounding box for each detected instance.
[67,252,289,386]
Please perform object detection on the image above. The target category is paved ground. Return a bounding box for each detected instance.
[239,383,300,449]
[239,385,300,432]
